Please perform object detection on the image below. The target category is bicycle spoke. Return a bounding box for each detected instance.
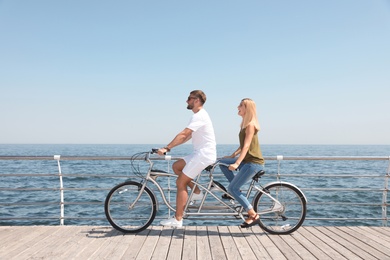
[105,181,156,233]
[254,183,306,234]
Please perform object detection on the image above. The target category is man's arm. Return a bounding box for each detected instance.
[158,128,192,154]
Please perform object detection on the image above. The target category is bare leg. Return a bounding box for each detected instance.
[175,173,193,220]
[244,208,259,224]
[172,159,201,194]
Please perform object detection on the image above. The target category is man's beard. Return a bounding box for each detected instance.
[187,105,193,110]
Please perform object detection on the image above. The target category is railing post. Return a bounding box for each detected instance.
[383,156,390,227]
[276,155,283,181]
[165,155,172,218]
[54,155,64,226]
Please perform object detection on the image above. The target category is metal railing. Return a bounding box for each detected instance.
[0,155,389,226]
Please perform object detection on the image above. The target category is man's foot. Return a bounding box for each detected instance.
[160,216,183,227]
[191,191,204,201]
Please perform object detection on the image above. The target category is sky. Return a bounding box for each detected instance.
[0,0,389,145]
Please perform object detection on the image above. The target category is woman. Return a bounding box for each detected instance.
[219,98,265,228]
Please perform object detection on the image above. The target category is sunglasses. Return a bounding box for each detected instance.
[187,96,198,101]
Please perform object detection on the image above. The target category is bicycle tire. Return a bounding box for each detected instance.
[253,182,306,235]
[104,181,157,233]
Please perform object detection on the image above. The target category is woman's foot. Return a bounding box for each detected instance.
[240,213,260,228]
[221,193,234,200]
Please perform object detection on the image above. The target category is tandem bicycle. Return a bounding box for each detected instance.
[104,149,307,235]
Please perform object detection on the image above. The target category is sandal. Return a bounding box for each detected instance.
[240,214,260,228]
[221,193,234,200]
[221,190,242,200]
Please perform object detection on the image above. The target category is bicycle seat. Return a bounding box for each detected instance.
[252,170,265,182]
[150,169,169,176]
[204,165,214,172]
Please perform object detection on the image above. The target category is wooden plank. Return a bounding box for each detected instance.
[339,226,390,258]
[240,226,272,259]
[72,226,125,259]
[63,226,120,259]
[151,227,174,260]
[0,226,12,240]
[278,230,318,259]
[253,226,287,260]
[0,226,27,246]
[57,226,97,255]
[1,226,390,260]
[321,226,381,260]
[358,226,390,243]
[134,226,163,260]
[306,226,356,259]
[0,226,28,256]
[197,226,212,260]
[218,225,242,260]
[28,226,96,259]
[299,227,347,259]
[120,228,152,259]
[314,226,365,259]
[165,227,184,260]
[94,228,129,259]
[298,227,343,259]
[109,232,141,259]
[266,233,301,259]
[228,226,257,259]
[3,226,64,259]
[181,226,197,260]
[370,226,390,237]
[4,227,54,259]
[207,226,227,260]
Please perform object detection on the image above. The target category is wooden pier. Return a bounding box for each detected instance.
[1,225,390,259]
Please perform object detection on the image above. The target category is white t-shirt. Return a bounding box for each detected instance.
[186,108,217,160]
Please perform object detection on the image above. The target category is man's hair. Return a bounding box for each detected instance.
[190,90,206,105]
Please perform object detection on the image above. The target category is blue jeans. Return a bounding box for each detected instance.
[218,158,264,211]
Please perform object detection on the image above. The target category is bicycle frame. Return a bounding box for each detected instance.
[131,153,287,222]
[105,150,307,234]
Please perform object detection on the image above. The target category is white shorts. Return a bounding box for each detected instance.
[182,150,216,179]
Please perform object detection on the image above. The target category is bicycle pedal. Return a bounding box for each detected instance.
[210,186,220,191]
[189,200,202,206]
[173,226,183,229]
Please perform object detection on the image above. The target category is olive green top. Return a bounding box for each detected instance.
[239,127,265,165]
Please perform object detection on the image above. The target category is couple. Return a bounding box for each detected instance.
[157,90,265,228]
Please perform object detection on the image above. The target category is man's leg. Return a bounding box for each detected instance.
[159,161,194,227]
[172,159,200,193]
[175,173,193,220]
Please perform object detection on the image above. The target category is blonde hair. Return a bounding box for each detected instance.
[240,98,260,131]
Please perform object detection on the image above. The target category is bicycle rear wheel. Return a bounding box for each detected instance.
[253,182,306,235]
[105,181,157,233]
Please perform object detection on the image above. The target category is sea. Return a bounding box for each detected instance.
[0,144,389,227]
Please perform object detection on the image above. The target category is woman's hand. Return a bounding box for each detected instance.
[228,163,239,171]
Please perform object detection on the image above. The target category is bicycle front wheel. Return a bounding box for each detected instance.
[104,181,157,233]
[253,182,306,235]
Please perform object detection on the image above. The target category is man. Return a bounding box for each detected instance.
[158,90,217,227]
